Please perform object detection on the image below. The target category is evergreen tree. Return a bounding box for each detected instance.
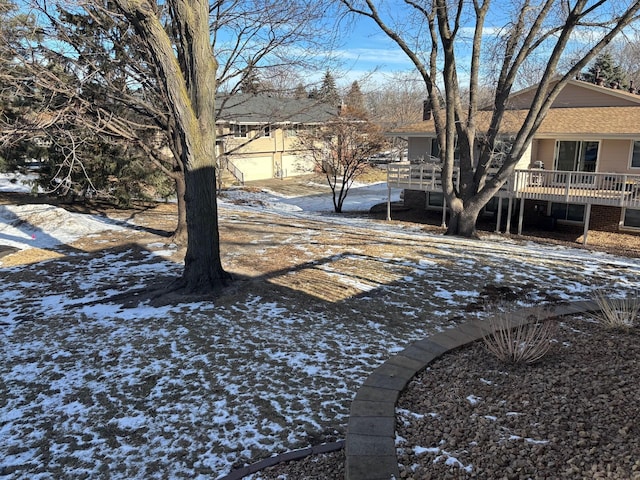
[294,83,307,99]
[239,63,262,94]
[583,52,627,87]
[0,0,52,171]
[318,70,340,106]
[345,80,366,114]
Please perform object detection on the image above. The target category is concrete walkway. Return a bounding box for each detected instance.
[344,300,600,480]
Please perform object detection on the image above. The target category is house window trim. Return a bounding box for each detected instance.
[554,140,600,172]
[232,124,248,138]
[620,207,640,231]
[549,202,586,225]
[629,140,640,169]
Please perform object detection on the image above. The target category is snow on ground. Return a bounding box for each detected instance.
[221,179,397,213]
[1,173,639,479]
[0,172,37,193]
[0,204,124,250]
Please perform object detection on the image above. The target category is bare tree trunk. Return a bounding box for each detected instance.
[177,166,229,293]
[114,0,231,294]
[446,204,480,238]
[339,0,640,239]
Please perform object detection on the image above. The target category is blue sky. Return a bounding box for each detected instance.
[331,18,418,87]
[325,1,634,90]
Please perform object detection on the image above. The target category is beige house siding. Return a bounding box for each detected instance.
[514,143,532,169]
[533,139,556,169]
[282,154,314,177]
[233,155,274,181]
[219,126,317,181]
[599,139,633,173]
[215,95,337,182]
[388,80,640,238]
[507,81,640,109]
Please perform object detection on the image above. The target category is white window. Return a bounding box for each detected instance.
[232,124,248,138]
[263,125,271,137]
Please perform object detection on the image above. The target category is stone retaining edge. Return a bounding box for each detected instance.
[344,300,600,480]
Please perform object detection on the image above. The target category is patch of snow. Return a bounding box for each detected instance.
[0,204,123,250]
[414,446,440,455]
[1,175,639,478]
[0,172,39,193]
[466,395,481,405]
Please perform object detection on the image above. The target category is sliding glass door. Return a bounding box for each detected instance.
[554,141,598,184]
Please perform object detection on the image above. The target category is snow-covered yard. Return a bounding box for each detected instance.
[1,172,638,479]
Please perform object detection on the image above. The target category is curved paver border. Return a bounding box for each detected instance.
[344,300,600,480]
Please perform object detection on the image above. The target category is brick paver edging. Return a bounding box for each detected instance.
[344,300,600,480]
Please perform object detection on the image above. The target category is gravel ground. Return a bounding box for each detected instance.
[254,315,640,480]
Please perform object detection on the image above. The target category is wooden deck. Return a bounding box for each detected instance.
[387,165,640,209]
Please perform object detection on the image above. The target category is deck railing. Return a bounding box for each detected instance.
[387,164,640,208]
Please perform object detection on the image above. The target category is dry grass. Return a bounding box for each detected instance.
[483,309,557,364]
[591,291,639,331]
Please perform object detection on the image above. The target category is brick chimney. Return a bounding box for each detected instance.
[423,99,432,120]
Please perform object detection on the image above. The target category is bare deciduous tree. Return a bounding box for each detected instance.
[3,0,336,295]
[296,105,385,212]
[339,0,640,237]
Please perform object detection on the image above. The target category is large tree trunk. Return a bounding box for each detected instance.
[446,192,486,238]
[175,166,231,293]
[446,208,480,238]
[114,0,230,294]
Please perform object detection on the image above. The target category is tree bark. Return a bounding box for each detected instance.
[114,0,231,294]
[172,173,187,244]
[176,166,230,293]
[446,206,480,238]
[340,0,640,239]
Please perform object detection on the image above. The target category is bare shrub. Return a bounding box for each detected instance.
[483,310,557,364]
[591,291,639,331]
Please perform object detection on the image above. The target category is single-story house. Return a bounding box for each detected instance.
[387,79,640,243]
[215,94,336,183]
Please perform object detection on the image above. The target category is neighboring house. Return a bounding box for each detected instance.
[387,79,640,243]
[215,94,336,183]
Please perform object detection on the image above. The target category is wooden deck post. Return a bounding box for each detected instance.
[505,197,513,234]
[387,183,392,221]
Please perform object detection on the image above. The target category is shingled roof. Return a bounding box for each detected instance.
[392,79,640,139]
[216,94,337,125]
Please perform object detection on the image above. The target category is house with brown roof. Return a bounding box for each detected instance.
[387,79,640,243]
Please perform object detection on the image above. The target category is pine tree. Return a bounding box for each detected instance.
[584,52,627,88]
[345,81,366,115]
[294,83,307,99]
[318,70,340,106]
[239,63,262,94]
